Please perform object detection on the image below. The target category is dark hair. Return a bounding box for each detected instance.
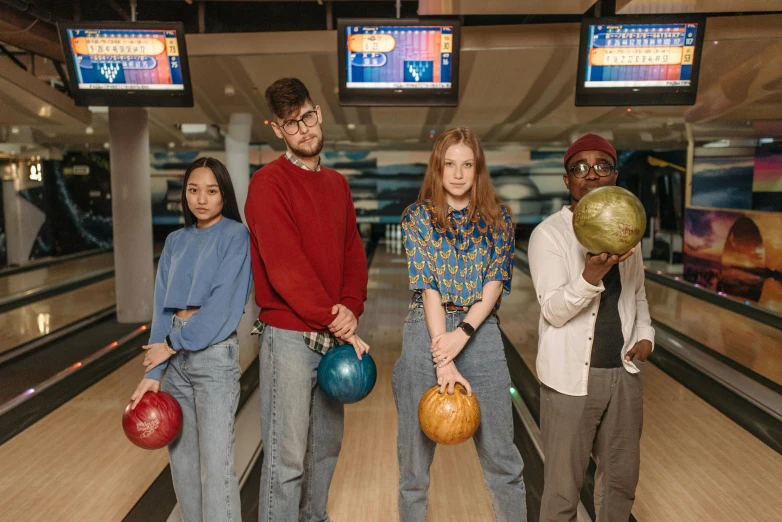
[180,157,242,227]
[264,78,313,120]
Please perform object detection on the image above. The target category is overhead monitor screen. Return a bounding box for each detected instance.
[58,22,193,107]
[337,19,460,106]
[344,24,455,90]
[583,22,699,88]
[575,16,705,106]
[64,28,185,92]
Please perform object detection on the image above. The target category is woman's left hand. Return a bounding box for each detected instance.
[142,343,174,373]
[430,330,469,368]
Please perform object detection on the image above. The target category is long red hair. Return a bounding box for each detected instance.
[416,127,510,231]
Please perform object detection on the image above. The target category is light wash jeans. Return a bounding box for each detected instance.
[258,325,344,522]
[162,315,242,522]
[392,308,528,522]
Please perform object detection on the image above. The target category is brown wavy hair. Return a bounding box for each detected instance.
[416,127,510,231]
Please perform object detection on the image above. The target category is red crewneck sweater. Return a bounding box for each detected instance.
[244,155,368,333]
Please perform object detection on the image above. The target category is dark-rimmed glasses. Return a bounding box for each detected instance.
[567,163,616,178]
[274,109,319,136]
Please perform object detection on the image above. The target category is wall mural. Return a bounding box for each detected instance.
[684,208,782,313]
[686,148,782,312]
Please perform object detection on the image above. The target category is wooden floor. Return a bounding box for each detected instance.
[645,280,782,385]
[500,269,782,522]
[3,243,781,521]
[0,305,257,522]
[0,252,114,298]
[0,245,493,521]
[0,350,171,521]
[0,278,116,355]
[328,246,497,521]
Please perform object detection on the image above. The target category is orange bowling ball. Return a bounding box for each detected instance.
[418,384,481,445]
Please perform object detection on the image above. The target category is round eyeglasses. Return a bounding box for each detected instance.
[567,163,616,178]
[276,109,319,136]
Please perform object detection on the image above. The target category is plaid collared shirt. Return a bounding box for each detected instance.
[251,150,337,355]
[285,149,321,172]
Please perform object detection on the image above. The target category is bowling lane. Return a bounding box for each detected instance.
[0,350,171,521]
[0,277,116,356]
[327,244,498,522]
[0,318,260,521]
[500,267,782,522]
[0,251,114,298]
[644,279,782,386]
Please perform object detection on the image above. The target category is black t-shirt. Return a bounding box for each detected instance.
[591,264,624,368]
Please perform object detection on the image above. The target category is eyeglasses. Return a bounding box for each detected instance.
[567,163,616,178]
[274,109,319,136]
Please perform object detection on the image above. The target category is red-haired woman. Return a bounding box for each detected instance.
[394,128,527,521]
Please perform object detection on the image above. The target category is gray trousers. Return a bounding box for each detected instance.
[539,366,643,522]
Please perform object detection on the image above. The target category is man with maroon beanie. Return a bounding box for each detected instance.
[245,77,369,522]
[528,133,654,521]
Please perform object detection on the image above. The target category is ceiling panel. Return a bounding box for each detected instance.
[419,0,597,15]
[617,0,782,14]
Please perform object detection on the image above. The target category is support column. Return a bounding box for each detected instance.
[225,113,253,221]
[3,162,45,266]
[109,107,154,323]
[224,112,258,365]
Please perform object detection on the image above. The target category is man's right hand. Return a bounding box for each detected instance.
[329,304,357,340]
[344,333,370,360]
[582,248,635,286]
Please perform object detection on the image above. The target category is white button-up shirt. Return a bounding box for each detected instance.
[528,206,655,396]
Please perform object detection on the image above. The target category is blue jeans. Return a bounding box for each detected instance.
[162,315,242,522]
[258,325,344,522]
[392,308,527,522]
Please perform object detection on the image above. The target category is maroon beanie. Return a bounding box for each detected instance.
[564,133,617,169]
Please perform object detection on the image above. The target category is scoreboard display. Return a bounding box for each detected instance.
[584,23,698,88]
[58,21,193,107]
[338,18,461,107]
[344,25,455,90]
[575,15,705,107]
[64,28,185,92]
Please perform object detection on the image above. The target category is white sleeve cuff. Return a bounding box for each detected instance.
[573,274,604,298]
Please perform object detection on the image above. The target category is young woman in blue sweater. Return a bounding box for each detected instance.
[130,157,252,522]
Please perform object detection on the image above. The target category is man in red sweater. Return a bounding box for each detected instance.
[245,78,369,522]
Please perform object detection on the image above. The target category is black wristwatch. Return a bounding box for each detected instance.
[457,321,475,338]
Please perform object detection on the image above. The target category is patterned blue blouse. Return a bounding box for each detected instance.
[401,200,514,311]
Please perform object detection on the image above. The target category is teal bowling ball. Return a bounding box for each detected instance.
[317,345,377,404]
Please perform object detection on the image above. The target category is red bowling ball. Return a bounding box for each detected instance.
[122,391,183,450]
